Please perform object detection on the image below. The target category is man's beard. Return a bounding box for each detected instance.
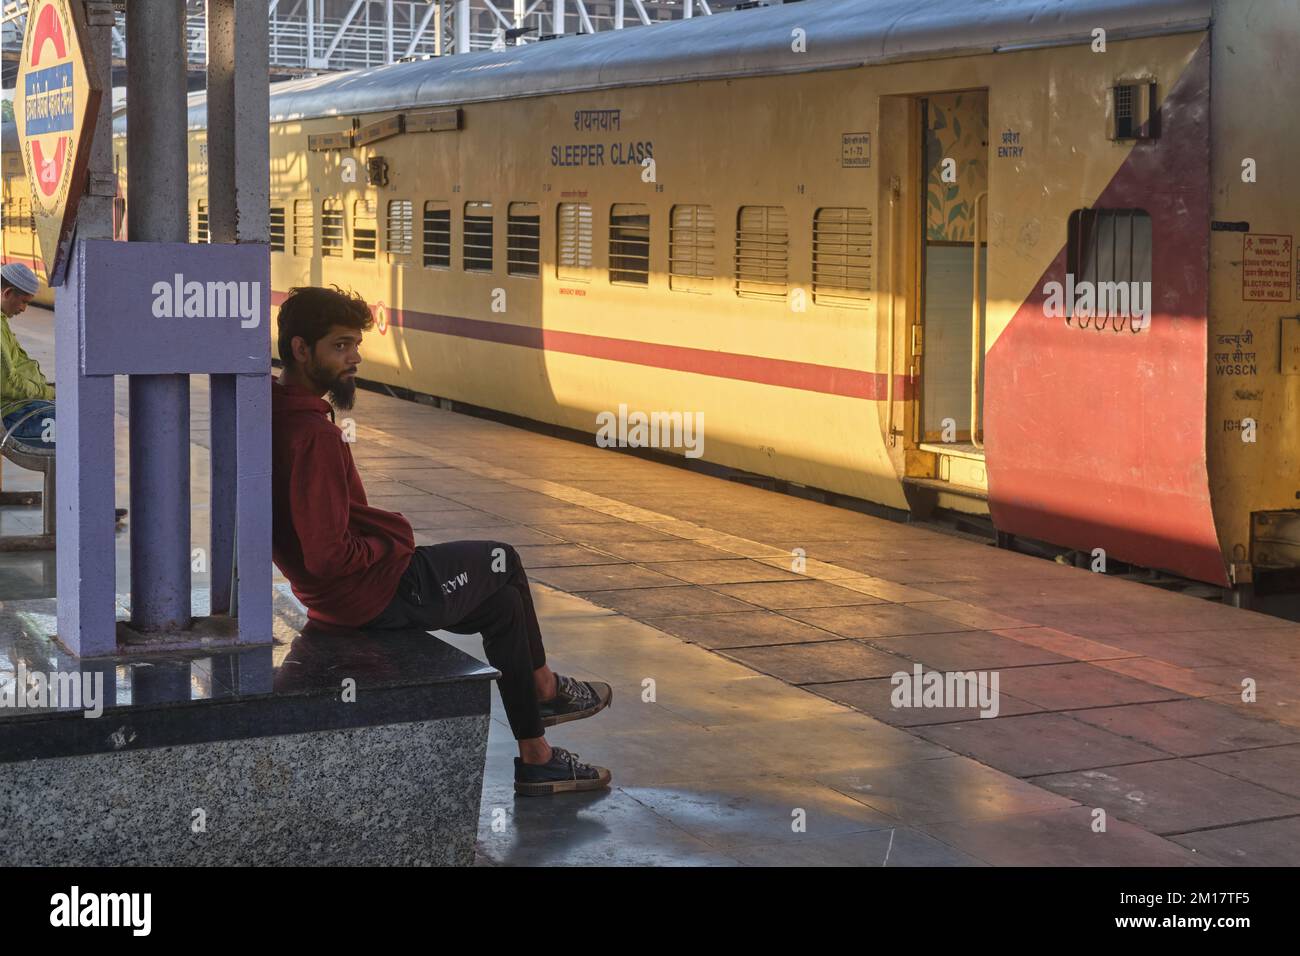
[306,359,357,410]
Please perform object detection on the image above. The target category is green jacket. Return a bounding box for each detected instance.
[0,310,55,417]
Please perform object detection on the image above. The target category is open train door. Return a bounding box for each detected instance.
[902,89,991,517]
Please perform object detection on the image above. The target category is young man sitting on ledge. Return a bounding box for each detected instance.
[270,286,613,796]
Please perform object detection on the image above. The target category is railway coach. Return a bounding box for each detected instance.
[5,0,1300,601]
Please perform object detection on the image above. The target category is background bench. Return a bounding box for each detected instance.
[0,404,55,551]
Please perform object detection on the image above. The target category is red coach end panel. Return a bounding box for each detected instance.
[985,40,1226,586]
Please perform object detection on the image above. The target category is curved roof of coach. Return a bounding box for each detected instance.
[106,0,1210,136]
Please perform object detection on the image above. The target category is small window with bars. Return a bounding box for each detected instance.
[610,204,650,285]
[813,207,872,307]
[463,201,493,272]
[1111,81,1159,140]
[669,204,715,293]
[1065,208,1153,326]
[321,199,344,257]
[353,198,378,260]
[196,199,209,242]
[6,197,34,233]
[735,205,789,299]
[423,201,451,268]
[269,205,286,252]
[557,203,593,280]
[293,199,314,257]
[507,202,541,277]
[386,199,413,258]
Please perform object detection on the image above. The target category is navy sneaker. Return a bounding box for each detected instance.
[538,673,612,727]
[514,746,612,796]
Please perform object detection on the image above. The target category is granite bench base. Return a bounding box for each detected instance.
[0,594,500,866]
[1,713,490,866]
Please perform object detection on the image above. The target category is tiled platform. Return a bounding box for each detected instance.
[4,306,1299,866]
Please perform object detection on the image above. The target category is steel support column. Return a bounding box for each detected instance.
[205,0,271,638]
[126,0,191,633]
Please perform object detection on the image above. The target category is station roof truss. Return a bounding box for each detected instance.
[2,0,743,87]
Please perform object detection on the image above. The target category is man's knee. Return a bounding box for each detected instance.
[471,582,525,638]
[485,541,521,575]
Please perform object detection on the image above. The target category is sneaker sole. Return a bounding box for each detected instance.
[538,685,613,728]
[514,768,612,796]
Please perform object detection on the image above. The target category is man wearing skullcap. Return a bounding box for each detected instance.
[0,262,55,448]
[1,263,125,523]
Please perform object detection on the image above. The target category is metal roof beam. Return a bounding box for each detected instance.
[321,0,366,62]
[481,0,514,30]
[404,0,439,58]
[574,0,594,35]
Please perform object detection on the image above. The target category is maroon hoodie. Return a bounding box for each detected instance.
[271,379,415,626]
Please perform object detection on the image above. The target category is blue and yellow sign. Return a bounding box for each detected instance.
[14,0,101,284]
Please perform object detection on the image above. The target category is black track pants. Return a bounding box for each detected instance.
[365,541,548,740]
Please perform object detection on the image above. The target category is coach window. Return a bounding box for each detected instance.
[293,199,314,257]
[1065,209,1152,325]
[353,199,378,260]
[557,202,593,281]
[464,202,494,272]
[423,201,451,269]
[196,199,209,243]
[610,204,650,285]
[507,202,541,277]
[812,207,872,307]
[669,204,715,293]
[386,199,413,261]
[12,197,33,233]
[321,198,344,258]
[269,205,286,253]
[735,205,788,299]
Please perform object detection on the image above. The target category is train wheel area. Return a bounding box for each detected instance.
[5,305,1295,866]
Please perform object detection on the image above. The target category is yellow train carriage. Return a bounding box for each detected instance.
[64,0,1300,596]
[1,122,55,308]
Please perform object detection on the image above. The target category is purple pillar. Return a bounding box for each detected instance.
[235,372,272,638]
[54,249,117,657]
[127,377,192,629]
[126,0,192,632]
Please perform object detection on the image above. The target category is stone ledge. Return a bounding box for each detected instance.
[1,715,488,865]
[0,593,501,865]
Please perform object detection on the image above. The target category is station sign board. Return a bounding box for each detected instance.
[14,0,102,285]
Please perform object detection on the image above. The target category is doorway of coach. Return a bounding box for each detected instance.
[880,89,991,515]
